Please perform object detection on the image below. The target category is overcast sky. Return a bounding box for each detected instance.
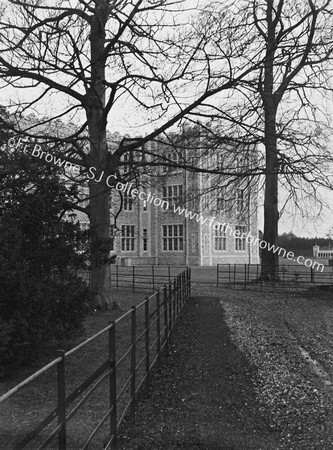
[1,0,332,239]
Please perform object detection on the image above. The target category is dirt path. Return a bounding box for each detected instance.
[118,296,280,449]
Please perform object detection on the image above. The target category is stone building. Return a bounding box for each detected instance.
[5,114,259,266]
[313,245,333,263]
[78,130,260,266]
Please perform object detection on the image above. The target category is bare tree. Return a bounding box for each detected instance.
[196,0,333,278]
[0,0,266,305]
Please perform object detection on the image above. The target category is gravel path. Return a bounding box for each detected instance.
[118,295,281,449]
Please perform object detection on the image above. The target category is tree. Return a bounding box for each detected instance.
[197,0,333,278]
[0,0,264,305]
[0,140,91,375]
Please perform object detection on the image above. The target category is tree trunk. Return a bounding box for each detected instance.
[86,0,113,308]
[89,176,112,307]
[261,0,279,279]
[262,105,279,279]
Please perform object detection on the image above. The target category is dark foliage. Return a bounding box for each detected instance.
[0,134,91,377]
[277,233,332,257]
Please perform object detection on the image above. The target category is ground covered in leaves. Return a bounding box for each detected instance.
[118,286,333,450]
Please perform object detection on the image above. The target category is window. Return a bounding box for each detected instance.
[123,191,134,211]
[133,150,142,163]
[162,225,184,251]
[215,225,226,251]
[163,185,183,205]
[236,157,247,173]
[172,151,181,165]
[142,188,147,211]
[217,153,224,170]
[236,157,240,171]
[235,225,246,251]
[216,186,226,212]
[143,228,148,252]
[203,194,209,210]
[191,234,196,253]
[110,225,114,251]
[122,152,131,173]
[121,225,135,251]
[189,156,196,168]
[167,151,181,167]
[204,234,208,252]
[236,189,245,213]
[161,151,181,173]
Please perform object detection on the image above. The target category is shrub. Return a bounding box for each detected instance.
[0,144,92,377]
[0,269,92,378]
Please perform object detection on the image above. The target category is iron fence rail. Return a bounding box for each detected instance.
[110,265,187,292]
[217,263,333,288]
[0,268,191,449]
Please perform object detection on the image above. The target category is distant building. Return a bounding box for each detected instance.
[313,245,333,260]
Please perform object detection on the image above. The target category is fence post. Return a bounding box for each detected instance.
[57,350,66,450]
[109,322,117,445]
[132,266,135,292]
[244,264,247,290]
[116,264,119,291]
[164,285,169,351]
[182,271,185,306]
[168,266,171,284]
[188,267,191,298]
[156,291,161,365]
[176,276,179,317]
[152,265,155,292]
[186,267,190,301]
[217,264,219,287]
[174,277,177,319]
[184,268,188,299]
[179,274,182,309]
[168,283,172,332]
[173,278,176,325]
[145,297,150,386]
[130,306,136,424]
[177,274,182,316]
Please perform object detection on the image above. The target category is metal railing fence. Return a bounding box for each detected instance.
[217,263,333,289]
[0,268,191,449]
[111,264,186,292]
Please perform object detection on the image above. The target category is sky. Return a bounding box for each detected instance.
[1,0,333,239]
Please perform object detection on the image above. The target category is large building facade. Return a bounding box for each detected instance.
[9,117,260,267]
[79,131,260,266]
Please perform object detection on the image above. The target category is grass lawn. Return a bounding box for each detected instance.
[0,287,160,449]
